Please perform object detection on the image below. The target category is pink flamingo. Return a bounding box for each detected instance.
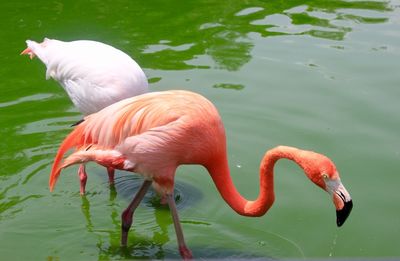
[49,90,353,260]
[21,38,149,194]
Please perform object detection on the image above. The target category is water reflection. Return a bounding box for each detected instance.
[76,172,300,259]
[28,0,391,72]
[97,207,173,260]
[213,83,245,91]
[104,0,391,71]
[78,173,204,259]
[81,194,275,259]
[0,158,48,220]
[0,93,54,108]
[10,0,392,84]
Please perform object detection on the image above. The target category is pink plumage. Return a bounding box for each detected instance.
[49,90,353,260]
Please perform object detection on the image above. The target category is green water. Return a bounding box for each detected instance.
[1,0,400,259]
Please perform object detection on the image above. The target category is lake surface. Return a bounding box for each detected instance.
[1,0,400,259]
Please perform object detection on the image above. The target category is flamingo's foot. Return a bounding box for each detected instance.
[120,209,133,246]
[160,195,168,205]
[121,230,128,247]
[78,165,87,195]
[179,245,193,260]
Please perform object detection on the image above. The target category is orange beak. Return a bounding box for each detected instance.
[21,47,35,59]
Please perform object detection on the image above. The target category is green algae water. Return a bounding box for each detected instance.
[1,0,400,259]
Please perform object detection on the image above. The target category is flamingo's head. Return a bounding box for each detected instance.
[297,150,353,227]
[20,38,51,61]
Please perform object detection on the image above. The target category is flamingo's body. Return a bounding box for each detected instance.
[50,90,353,260]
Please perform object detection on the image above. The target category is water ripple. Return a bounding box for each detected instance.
[18,115,82,135]
[235,7,264,17]
[0,158,50,220]
[110,172,203,211]
[142,41,195,54]
[0,93,54,108]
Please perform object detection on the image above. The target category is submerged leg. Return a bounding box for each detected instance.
[166,194,193,260]
[78,164,87,195]
[107,167,115,185]
[160,195,168,205]
[121,180,152,246]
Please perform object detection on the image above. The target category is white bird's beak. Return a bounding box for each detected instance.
[21,47,35,59]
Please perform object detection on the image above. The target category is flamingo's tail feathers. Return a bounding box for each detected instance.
[50,143,126,191]
[49,150,94,191]
[49,128,85,192]
[60,150,95,169]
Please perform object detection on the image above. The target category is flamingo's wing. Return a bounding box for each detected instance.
[49,91,189,190]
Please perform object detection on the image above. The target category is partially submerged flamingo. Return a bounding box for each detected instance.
[49,90,353,260]
[21,38,149,194]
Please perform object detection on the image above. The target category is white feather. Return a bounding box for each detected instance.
[25,38,149,115]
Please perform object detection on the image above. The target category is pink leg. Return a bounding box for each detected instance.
[78,164,87,195]
[107,167,115,185]
[160,195,168,205]
[121,180,152,246]
[166,194,193,260]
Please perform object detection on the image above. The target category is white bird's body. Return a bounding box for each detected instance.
[23,38,148,115]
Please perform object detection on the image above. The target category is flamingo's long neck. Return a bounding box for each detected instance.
[207,146,303,217]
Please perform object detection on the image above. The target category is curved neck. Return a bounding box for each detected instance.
[206,146,303,217]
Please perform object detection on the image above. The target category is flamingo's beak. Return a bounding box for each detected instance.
[325,178,353,226]
[21,47,35,59]
[336,199,353,227]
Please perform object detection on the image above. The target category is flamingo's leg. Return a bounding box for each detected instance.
[107,167,115,185]
[166,194,193,260]
[78,164,87,195]
[160,195,168,205]
[121,180,152,246]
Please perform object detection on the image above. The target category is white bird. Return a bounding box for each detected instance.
[22,38,149,194]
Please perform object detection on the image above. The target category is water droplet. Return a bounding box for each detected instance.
[329,233,338,257]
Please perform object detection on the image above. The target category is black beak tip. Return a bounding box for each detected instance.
[336,200,353,227]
